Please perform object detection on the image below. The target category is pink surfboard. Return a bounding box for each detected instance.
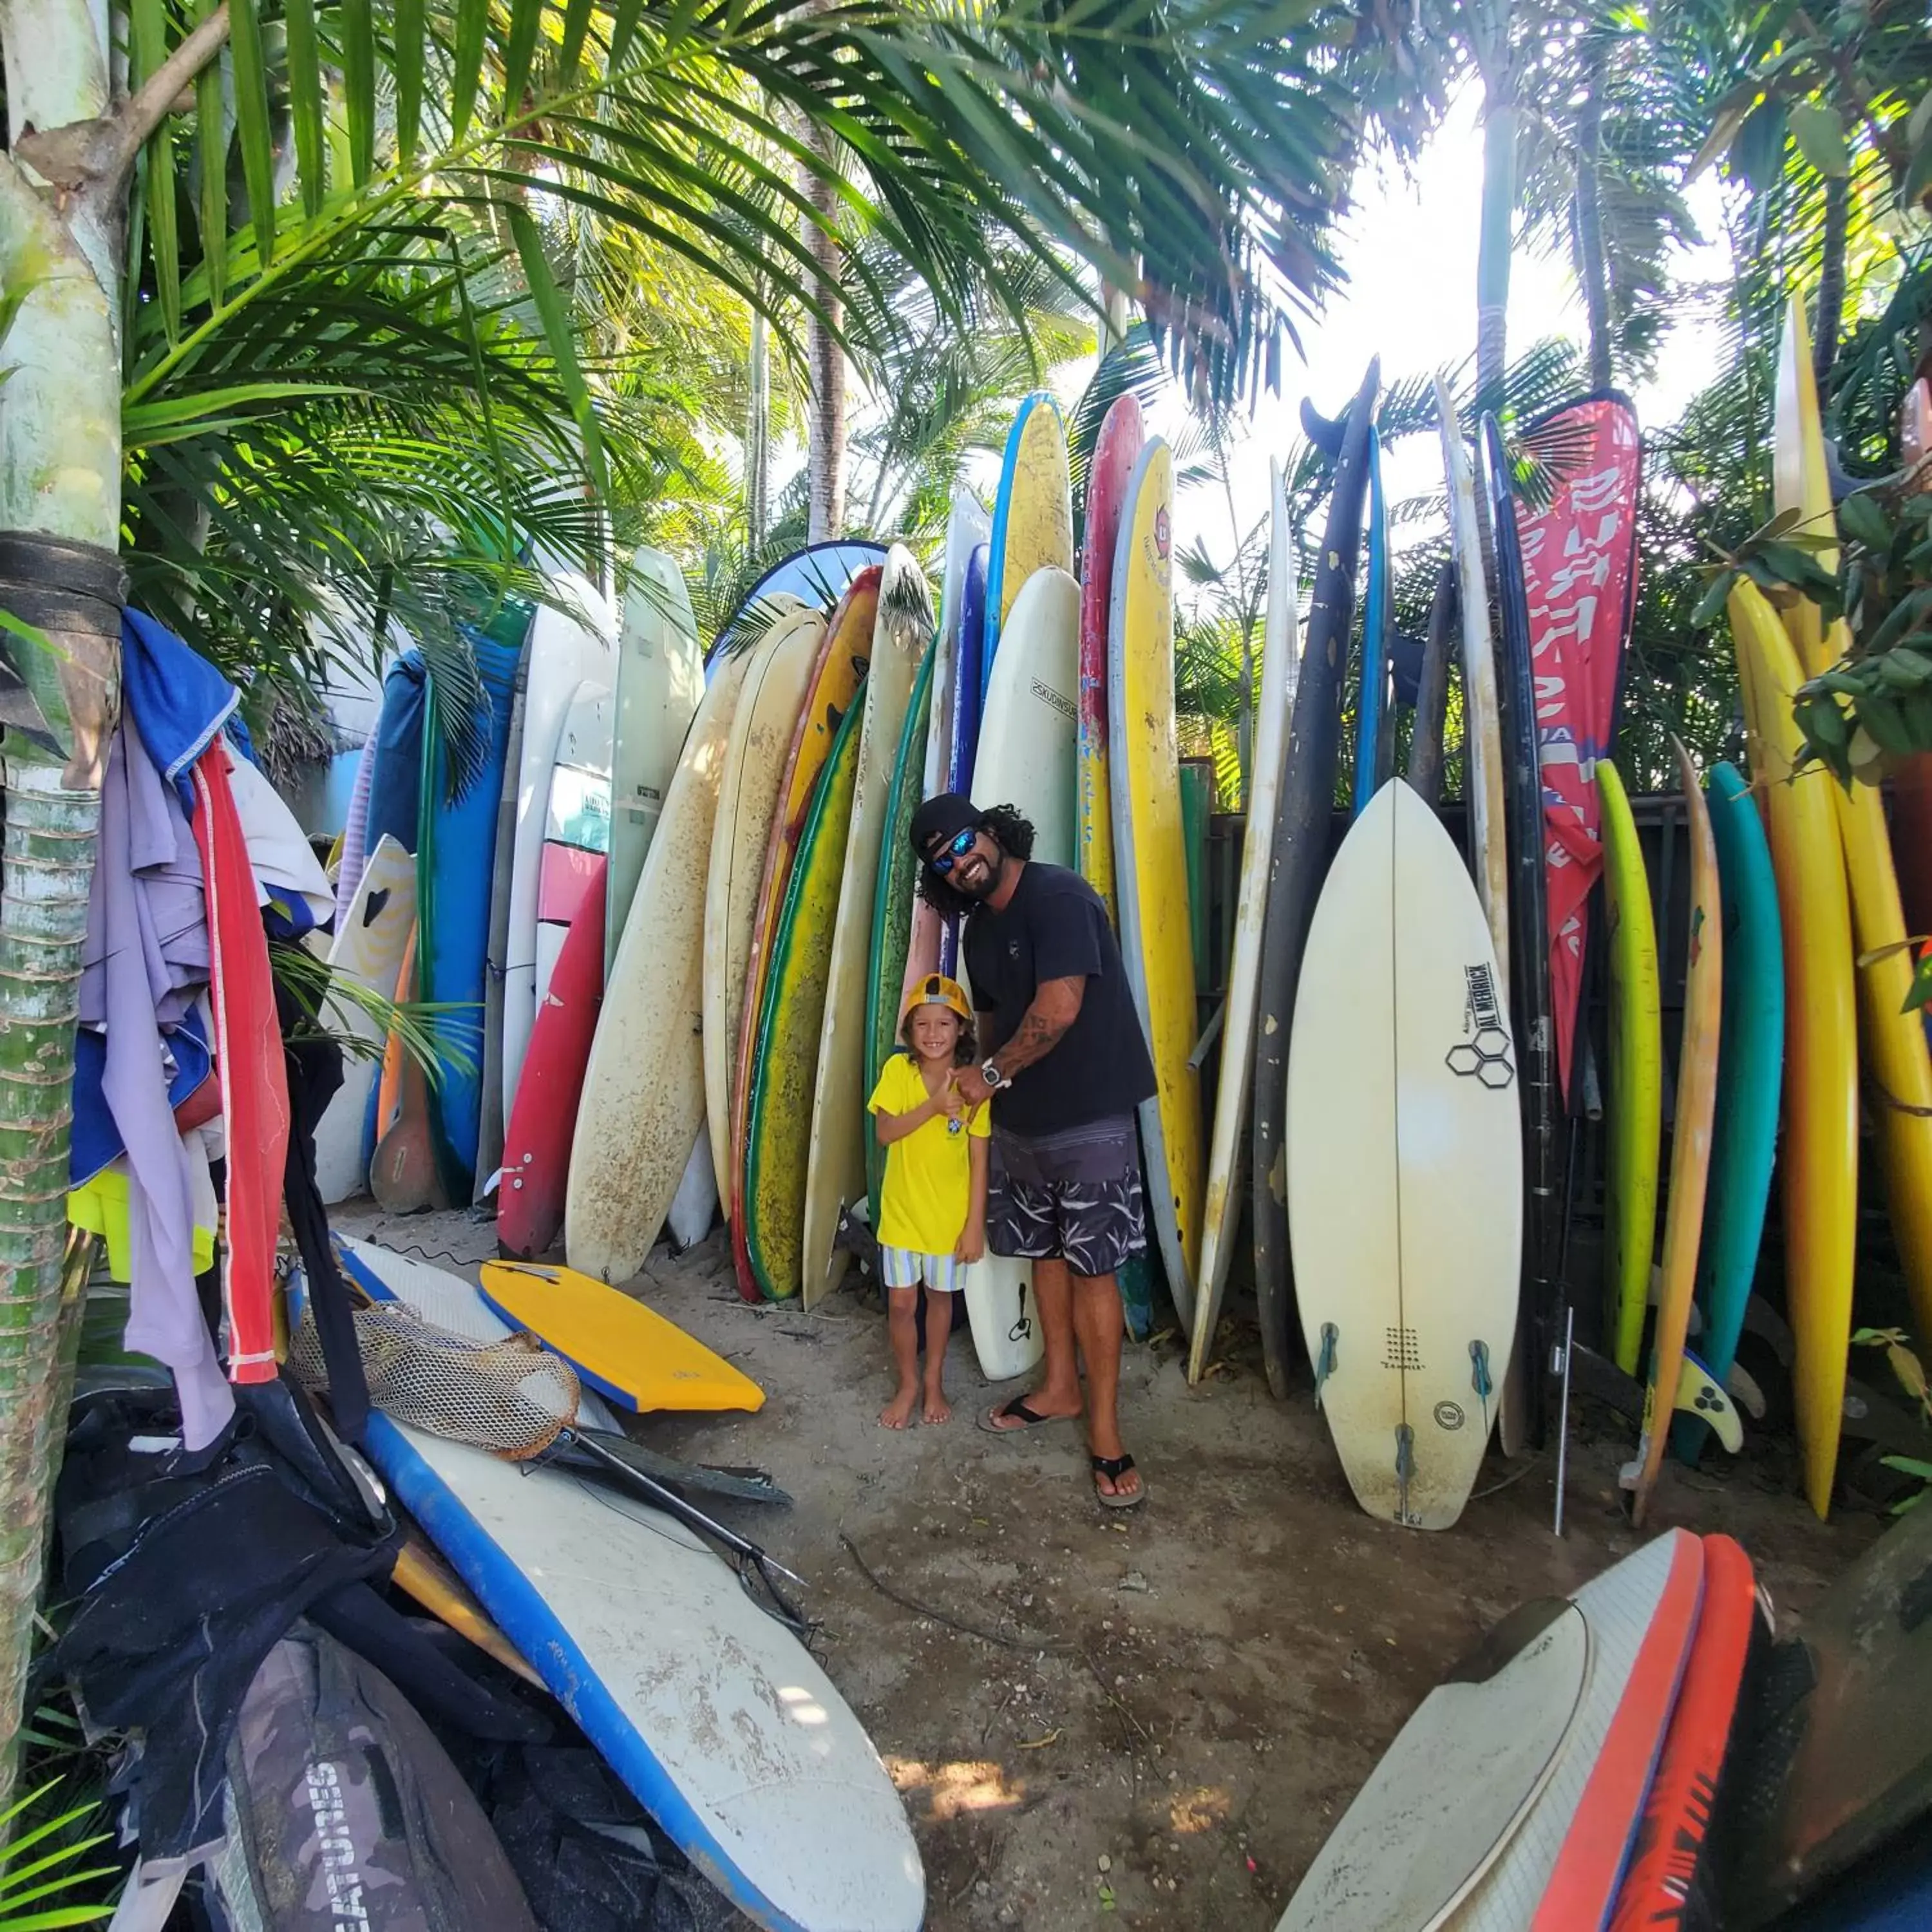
[498,856,609,1260]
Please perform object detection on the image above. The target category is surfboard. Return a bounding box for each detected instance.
[499,578,614,1130]
[666,1132,717,1251]
[728,571,878,1295]
[702,606,829,1213]
[982,392,1074,703]
[1253,363,1378,1400]
[914,488,989,985]
[314,836,416,1204]
[1455,1530,1705,1931]
[361,1416,925,1931]
[1188,461,1297,1383]
[867,643,936,1224]
[478,1258,764,1414]
[1679,762,1783,1461]
[705,539,886,668]
[1776,298,1932,1356]
[1728,575,1857,1519]
[1484,413,1558,1455]
[1078,394,1145,920]
[960,565,1081,1385]
[564,647,752,1285]
[940,543,991,983]
[1276,1601,1590,1931]
[1600,759,1662,1380]
[1352,424,1390,816]
[608,547,704,978]
[477,659,526,1199]
[1287,780,1522,1529]
[1109,440,1205,1326]
[370,927,447,1215]
[1624,741,1721,1529]
[743,698,866,1301]
[533,681,613,1012]
[497,854,607,1262]
[802,549,931,1309]
[1607,1534,1756,1932]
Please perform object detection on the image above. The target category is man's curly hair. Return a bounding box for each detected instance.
[913,803,1036,920]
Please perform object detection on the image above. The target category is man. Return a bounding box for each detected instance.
[909,792,1157,1508]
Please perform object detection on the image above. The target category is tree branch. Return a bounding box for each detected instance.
[109,1,231,180]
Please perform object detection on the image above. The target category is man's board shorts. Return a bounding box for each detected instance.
[987,1114,1147,1277]
[880,1247,963,1293]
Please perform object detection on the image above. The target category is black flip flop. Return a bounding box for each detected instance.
[1092,1452,1145,1510]
[977,1396,1073,1435]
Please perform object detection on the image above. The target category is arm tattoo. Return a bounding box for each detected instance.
[994,975,1084,1079]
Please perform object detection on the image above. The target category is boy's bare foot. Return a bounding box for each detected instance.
[880,1388,918,1430]
[922,1390,952,1425]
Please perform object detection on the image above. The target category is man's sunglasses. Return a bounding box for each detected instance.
[925,828,978,875]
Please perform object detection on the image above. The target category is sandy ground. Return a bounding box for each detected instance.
[338,1204,1876,1932]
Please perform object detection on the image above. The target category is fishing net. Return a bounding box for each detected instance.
[290,1300,580,1459]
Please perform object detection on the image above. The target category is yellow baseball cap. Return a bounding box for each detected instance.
[899,973,972,1026]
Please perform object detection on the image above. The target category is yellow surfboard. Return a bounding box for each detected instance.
[985,392,1074,676]
[1599,760,1662,1379]
[477,1259,765,1413]
[393,1537,541,1685]
[1627,739,1722,1529]
[1108,439,1205,1320]
[1728,576,1857,1519]
[1777,298,1932,1356]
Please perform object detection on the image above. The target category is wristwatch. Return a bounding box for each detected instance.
[980,1057,1010,1092]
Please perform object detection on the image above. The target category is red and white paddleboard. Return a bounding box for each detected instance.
[1607,1535,1759,1931]
[498,855,608,1261]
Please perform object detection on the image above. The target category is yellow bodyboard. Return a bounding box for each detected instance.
[1112,441,1205,1308]
[478,1259,766,1413]
[991,395,1074,643]
[1728,576,1857,1519]
[1599,760,1662,1378]
[1777,299,1932,1356]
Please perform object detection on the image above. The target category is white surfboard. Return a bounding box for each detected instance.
[567,649,752,1284]
[1286,780,1522,1530]
[533,681,613,1010]
[667,1132,717,1252]
[1277,1602,1589,1932]
[1188,459,1299,1381]
[609,545,705,979]
[701,607,829,1212]
[957,565,1079,1383]
[314,837,417,1204]
[360,1415,924,1932]
[500,576,615,1125]
[801,548,931,1309]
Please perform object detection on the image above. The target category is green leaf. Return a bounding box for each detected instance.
[1907,945,1932,1018]
[282,0,326,220]
[607,0,644,66]
[508,206,607,498]
[1788,101,1849,180]
[500,0,543,129]
[1838,489,1891,554]
[1691,569,1739,629]
[392,0,424,162]
[227,0,279,265]
[128,0,180,341]
[193,0,228,306]
[558,0,596,86]
[449,0,489,143]
[342,0,376,184]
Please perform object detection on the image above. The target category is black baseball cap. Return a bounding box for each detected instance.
[909,792,981,860]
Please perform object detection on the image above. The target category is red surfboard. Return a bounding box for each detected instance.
[1531,1527,1705,1930]
[1607,1534,1758,1931]
[498,855,608,1260]
[1076,392,1144,921]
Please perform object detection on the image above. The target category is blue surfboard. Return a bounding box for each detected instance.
[419,625,525,1202]
[939,544,990,977]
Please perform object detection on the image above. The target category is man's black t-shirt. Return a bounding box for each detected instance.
[963,860,1157,1136]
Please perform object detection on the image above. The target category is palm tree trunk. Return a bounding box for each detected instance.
[804,128,846,542]
[1814,172,1849,387]
[1573,43,1612,391]
[746,307,770,551]
[1475,86,1519,419]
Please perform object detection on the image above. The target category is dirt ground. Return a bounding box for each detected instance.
[339,1204,1877,1932]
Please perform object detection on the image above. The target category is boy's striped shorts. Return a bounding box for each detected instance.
[880,1247,962,1293]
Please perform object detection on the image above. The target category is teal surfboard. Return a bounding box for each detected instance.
[1676,761,1783,1459]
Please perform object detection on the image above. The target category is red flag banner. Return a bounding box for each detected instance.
[1513,393,1643,1103]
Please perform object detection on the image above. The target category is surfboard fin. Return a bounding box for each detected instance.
[1672,1351,1744,1453]
[1394,1423,1416,1528]
[1313,1322,1338,1409]
[1468,1340,1493,1434]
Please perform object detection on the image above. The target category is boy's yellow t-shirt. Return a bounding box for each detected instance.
[867,1052,989,1254]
